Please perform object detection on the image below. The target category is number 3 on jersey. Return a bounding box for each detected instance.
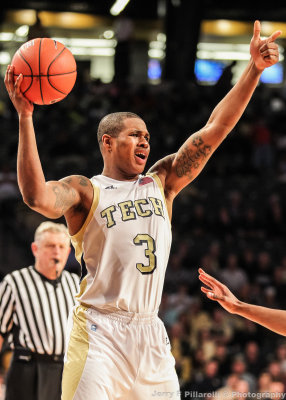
[133,234,157,274]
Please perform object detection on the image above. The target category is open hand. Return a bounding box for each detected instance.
[198,267,240,314]
[250,20,281,70]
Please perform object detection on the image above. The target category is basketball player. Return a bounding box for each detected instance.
[199,268,286,336]
[4,21,281,400]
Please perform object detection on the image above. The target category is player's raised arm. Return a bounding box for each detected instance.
[4,65,92,228]
[199,268,286,337]
[150,21,281,198]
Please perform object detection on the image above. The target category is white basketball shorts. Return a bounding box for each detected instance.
[61,305,180,400]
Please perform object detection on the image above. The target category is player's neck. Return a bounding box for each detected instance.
[101,166,139,182]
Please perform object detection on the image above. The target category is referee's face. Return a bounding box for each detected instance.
[32,231,71,280]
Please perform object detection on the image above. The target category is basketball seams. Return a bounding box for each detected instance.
[47,46,66,73]
[13,71,77,77]
[39,38,44,105]
[18,51,34,95]
[47,46,75,96]
[12,37,77,105]
[47,72,77,95]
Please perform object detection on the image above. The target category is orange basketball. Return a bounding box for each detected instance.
[11,38,77,105]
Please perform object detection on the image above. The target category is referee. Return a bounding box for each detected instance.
[0,221,79,400]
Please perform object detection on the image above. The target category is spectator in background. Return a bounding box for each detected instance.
[251,116,274,173]
[276,342,286,375]
[190,358,222,395]
[244,341,263,377]
[197,328,216,362]
[168,321,192,388]
[265,193,286,238]
[207,241,222,274]
[190,203,209,238]
[215,373,240,400]
[263,286,279,309]
[274,264,286,309]
[267,360,284,383]
[233,379,250,400]
[240,247,257,280]
[159,292,178,328]
[0,162,19,204]
[228,189,244,231]
[188,299,212,350]
[210,307,234,345]
[0,162,20,236]
[241,206,264,240]
[268,381,285,400]
[168,283,194,316]
[229,354,256,393]
[255,250,274,290]
[219,253,248,295]
[165,239,197,292]
[215,206,234,242]
[213,343,232,378]
[257,371,273,396]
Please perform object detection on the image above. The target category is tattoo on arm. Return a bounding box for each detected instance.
[52,182,76,213]
[78,176,89,186]
[175,136,212,179]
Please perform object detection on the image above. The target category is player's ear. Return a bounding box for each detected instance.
[102,134,113,152]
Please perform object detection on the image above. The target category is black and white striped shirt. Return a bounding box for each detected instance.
[0,265,79,355]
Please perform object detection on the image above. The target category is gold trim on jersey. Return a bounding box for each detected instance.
[71,183,100,266]
[76,276,87,302]
[61,306,89,400]
[147,172,172,229]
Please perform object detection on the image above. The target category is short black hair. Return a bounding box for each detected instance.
[97,112,141,145]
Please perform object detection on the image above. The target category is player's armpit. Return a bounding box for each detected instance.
[150,127,219,198]
[148,154,177,194]
[148,154,175,183]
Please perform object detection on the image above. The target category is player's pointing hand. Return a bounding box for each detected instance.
[250,20,281,71]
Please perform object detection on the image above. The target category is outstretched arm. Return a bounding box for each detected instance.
[4,66,92,231]
[199,268,286,336]
[150,21,281,198]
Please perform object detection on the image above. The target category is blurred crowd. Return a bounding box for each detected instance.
[1,65,286,398]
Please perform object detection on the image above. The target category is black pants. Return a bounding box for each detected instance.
[5,354,63,400]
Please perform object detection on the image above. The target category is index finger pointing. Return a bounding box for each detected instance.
[267,29,282,43]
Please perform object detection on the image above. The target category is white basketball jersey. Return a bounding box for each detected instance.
[71,173,172,313]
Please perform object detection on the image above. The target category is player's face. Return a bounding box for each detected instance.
[32,232,71,278]
[113,118,150,176]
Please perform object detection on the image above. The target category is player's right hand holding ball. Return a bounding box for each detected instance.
[4,65,34,117]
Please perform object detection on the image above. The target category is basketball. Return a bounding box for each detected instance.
[11,38,77,105]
